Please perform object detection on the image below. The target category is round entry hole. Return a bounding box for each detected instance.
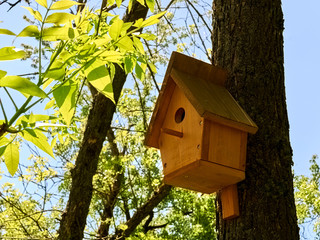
[175,108,185,123]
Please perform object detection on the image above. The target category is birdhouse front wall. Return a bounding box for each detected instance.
[158,84,204,176]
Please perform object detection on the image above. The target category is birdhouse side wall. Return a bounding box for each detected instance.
[202,121,247,171]
[159,86,204,176]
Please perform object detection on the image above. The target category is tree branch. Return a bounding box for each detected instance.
[109,184,172,240]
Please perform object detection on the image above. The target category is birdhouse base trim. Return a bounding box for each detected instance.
[163,159,245,194]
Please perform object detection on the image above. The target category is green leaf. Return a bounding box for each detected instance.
[17,25,40,38]
[0,70,7,79]
[0,76,47,98]
[116,36,134,51]
[0,47,26,61]
[141,11,166,27]
[146,0,154,12]
[0,28,15,35]
[124,56,135,74]
[133,36,145,54]
[136,0,145,6]
[107,0,115,6]
[4,143,19,176]
[148,61,157,73]
[133,19,144,28]
[99,50,123,63]
[21,129,54,158]
[0,145,6,157]
[128,0,133,12]
[137,33,157,40]
[35,0,47,8]
[16,114,56,125]
[45,61,65,80]
[115,0,121,8]
[45,12,76,25]
[53,82,77,125]
[44,99,55,110]
[0,136,10,147]
[83,59,114,102]
[135,63,145,80]
[50,0,81,10]
[109,18,123,40]
[42,26,75,41]
[23,7,43,22]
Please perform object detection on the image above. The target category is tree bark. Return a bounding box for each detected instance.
[57,3,148,240]
[212,1,299,239]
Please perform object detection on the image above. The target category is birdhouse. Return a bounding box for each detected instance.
[145,52,258,219]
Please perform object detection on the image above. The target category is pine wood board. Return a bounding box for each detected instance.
[164,159,245,194]
[159,86,203,175]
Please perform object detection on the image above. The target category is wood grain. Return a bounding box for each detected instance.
[220,184,240,220]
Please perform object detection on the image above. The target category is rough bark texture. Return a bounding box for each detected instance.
[212,1,299,239]
[57,3,148,240]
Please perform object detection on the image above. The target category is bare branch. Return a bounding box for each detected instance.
[109,184,172,240]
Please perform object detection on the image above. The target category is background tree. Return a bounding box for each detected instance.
[211,0,299,239]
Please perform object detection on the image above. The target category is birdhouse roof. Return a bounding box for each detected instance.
[145,52,258,148]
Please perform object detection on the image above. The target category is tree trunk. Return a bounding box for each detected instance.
[212,1,299,239]
[57,3,148,239]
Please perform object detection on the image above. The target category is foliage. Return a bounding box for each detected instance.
[295,155,320,239]
[0,0,161,176]
[0,0,218,239]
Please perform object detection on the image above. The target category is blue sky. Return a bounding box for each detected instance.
[0,0,319,176]
[284,0,320,175]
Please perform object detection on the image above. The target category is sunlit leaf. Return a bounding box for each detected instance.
[141,11,166,27]
[0,70,7,78]
[45,12,76,25]
[115,0,121,8]
[146,0,154,12]
[116,36,134,51]
[17,25,40,38]
[21,128,54,158]
[99,50,123,63]
[50,0,82,10]
[44,99,55,110]
[136,0,145,6]
[107,0,115,6]
[53,82,77,125]
[83,59,114,102]
[109,18,123,40]
[148,61,157,73]
[133,36,144,54]
[35,0,48,8]
[4,143,19,176]
[0,28,15,35]
[44,61,65,80]
[0,76,47,98]
[23,7,43,22]
[0,145,6,157]
[124,56,135,74]
[128,0,133,12]
[0,47,26,61]
[0,136,10,147]
[43,26,75,41]
[137,33,157,40]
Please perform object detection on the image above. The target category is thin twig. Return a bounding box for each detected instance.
[0,98,8,123]
[4,87,18,111]
[185,0,211,33]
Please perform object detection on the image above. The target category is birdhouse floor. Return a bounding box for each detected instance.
[163,159,245,194]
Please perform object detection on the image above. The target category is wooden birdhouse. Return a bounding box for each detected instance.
[145,52,258,219]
